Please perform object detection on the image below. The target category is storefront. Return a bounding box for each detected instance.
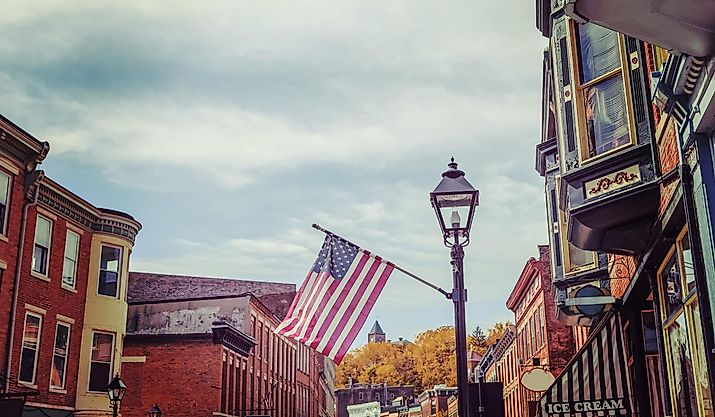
[536,312,632,416]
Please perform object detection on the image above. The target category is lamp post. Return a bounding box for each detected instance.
[107,374,127,417]
[430,158,479,417]
[148,404,163,417]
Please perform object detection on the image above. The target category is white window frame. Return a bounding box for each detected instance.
[62,230,80,289]
[88,331,115,393]
[0,171,11,236]
[50,322,71,390]
[32,215,53,277]
[97,244,123,298]
[18,312,42,385]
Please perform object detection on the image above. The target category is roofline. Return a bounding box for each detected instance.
[505,258,540,310]
[127,293,253,306]
[129,271,295,288]
[0,113,49,154]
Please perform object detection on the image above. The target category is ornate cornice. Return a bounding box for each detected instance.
[38,179,141,244]
[212,319,256,357]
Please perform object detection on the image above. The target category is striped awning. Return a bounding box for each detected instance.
[537,312,633,416]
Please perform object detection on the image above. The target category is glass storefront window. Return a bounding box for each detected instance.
[666,313,699,417]
[662,255,683,320]
[689,301,714,415]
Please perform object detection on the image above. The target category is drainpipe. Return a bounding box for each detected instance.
[681,164,715,402]
[4,169,43,392]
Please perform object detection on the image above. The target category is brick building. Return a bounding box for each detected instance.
[506,247,575,416]
[121,272,334,417]
[335,383,415,417]
[416,385,456,417]
[0,114,141,417]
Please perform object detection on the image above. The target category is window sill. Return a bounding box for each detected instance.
[49,387,67,394]
[61,285,78,294]
[18,381,38,389]
[30,271,50,282]
[0,234,8,243]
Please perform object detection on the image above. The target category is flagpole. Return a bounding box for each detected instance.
[311,223,452,299]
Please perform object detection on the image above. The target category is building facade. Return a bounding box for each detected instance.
[121,272,333,417]
[506,247,576,416]
[336,383,415,417]
[531,1,715,415]
[0,114,141,417]
[416,385,456,417]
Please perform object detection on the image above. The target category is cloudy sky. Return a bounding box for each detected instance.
[1,1,548,346]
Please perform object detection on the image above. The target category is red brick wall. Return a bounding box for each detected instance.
[0,163,28,380]
[121,338,223,417]
[6,205,92,408]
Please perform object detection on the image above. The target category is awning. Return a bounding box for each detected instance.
[537,312,633,416]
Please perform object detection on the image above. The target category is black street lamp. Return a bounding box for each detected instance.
[148,404,163,417]
[107,374,127,417]
[430,158,479,417]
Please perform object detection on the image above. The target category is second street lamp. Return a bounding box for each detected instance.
[430,158,479,417]
[107,374,127,417]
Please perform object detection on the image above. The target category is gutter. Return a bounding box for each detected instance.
[4,170,42,392]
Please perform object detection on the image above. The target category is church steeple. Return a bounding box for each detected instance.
[368,320,386,343]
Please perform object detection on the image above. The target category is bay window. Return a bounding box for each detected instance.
[571,22,634,162]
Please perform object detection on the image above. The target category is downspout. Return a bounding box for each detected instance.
[681,164,715,402]
[4,169,43,392]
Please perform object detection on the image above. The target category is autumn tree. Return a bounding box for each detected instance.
[468,326,487,354]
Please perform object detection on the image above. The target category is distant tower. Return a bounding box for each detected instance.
[368,320,386,343]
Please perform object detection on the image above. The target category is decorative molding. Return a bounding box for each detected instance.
[586,165,641,197]
[212,319,256,357]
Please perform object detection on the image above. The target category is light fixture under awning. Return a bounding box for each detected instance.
[537,312,633,416]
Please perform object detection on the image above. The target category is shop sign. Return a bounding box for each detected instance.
[544,398,627,415]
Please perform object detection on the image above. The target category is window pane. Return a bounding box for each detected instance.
[64,231,79,261]
[662,255,683,320]
[666,314,699,417]
[33,245,48,275]
[689,301,714,416]
[23,315,41,349]
[91,333,113,362]
[681,232,696,295]
[577,22,621,83]
[0,173,9,205]
[19,347,37,383]
[568,242,595,271]
[34,217,51,247]
[100,246,121,272]
[89,362,111,392]
[584,74,630,157]
[51,355,66,388]
[62,259,76,287]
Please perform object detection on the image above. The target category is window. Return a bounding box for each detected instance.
[32,216,52,276]
[98,245,122,297]
[62,230,80,288]
[571,22,633,160]
[659,228,713,417]
[51,323,71,389]
[0,172,10,235]
[89,332,114,392]
[555,176,597,274]
[359,392,363,401]
[19,313,42,384]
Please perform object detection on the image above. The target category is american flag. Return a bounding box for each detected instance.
[275,234,393,363]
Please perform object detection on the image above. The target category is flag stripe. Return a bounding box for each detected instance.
[313,255,382,351]
[332,264,393,363]
[293,253,370,341]
[276,270,328,335]
[275,268,317,333]
[318,259,385,353]
[280,270,331,337]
